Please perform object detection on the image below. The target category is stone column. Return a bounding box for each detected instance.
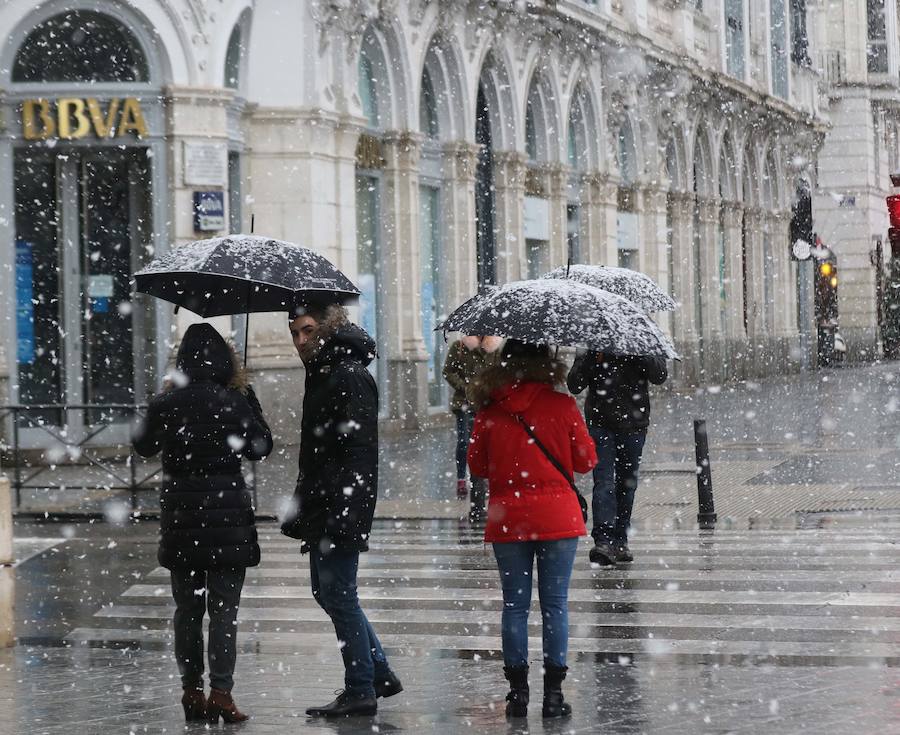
[382,131,429,427]
[742,206,766,352]
[639,182,671,308]
[668,192,697,340]
[492,151,527,283]
[721,201,746,341]
[0,474,12,647]
[442,141,480,309]
[581,173,619,265]
[547,163,570,270]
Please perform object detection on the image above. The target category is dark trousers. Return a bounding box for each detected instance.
[309,549,390,697]
[590,427,647,548]
[170,567,246,692]
[453,409,475,480]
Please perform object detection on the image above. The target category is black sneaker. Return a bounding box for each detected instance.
[374,670,403,699]
[616,545,634,563]
[305,690,377,718]
[589,544,616,567]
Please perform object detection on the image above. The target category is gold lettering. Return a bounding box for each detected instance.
[58,98,91,139]
[22,99,55,140]
[86,98,120,138]
[118,97,148,138]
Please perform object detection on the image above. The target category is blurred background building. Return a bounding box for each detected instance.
[0,0,889,446]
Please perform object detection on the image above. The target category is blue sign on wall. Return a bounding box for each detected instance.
[15,240,35,364]
[193,191,226,231]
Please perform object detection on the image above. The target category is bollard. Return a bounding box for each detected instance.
[0,476,14,647]
[693,419,717,529]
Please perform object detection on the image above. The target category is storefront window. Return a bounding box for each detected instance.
[13,10,149,82]
[420,186,444,407]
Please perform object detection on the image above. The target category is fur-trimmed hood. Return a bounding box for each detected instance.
[466,355,567,410]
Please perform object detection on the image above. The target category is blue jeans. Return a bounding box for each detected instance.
[590,427,647,548]
[492,538,579,669]
[309,549,390,697]
[454,409,475,479]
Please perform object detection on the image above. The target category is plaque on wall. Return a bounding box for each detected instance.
[183,141,227,186]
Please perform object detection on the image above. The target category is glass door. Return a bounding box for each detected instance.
[13,148,151,445]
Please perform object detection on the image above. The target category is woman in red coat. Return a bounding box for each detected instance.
[467,339,597,720]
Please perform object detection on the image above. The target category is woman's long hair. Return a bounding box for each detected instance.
[466,339,567,409]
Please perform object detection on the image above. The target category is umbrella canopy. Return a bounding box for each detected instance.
[440,279,678,359]
[133,234,359,317]
[542,264,676,312]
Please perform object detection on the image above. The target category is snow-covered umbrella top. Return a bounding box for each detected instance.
[542,264,676,312]
[133,234,360,317]
[439,279,678,359]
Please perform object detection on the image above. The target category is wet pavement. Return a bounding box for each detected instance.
[3,514,900,734]
[4,362,900,732]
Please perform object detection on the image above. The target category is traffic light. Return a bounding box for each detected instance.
[815,259,838,322]
[887,195,900,256]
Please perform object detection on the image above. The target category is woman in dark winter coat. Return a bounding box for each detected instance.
[467,339,597,720]
[281,303,401,718]
[133,322,272,723]
[567,352,667,566]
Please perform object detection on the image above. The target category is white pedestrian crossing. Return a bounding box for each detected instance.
[68,520,900,667]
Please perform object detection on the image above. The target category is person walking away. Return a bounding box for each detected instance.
[467,339,597,719]
[132,323,273,723]
[442,335,489,508]
[281,302,402,718]
[566,352,667,567]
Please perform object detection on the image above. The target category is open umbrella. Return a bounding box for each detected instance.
[134,234,359,363]
[439,279,678,359]
[134,234,359,316]
[542,264,676,312]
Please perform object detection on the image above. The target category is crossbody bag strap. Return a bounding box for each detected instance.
[514,415,580,493]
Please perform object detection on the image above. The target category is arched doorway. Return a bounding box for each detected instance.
[6,8,163,438]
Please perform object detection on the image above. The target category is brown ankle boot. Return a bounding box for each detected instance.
[206,687,249,723]
[181,686,206,721]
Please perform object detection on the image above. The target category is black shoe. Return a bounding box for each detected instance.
[374,670,403,699]
[616,545,634,563]
[504,665,529,718]
[589,543,616,567]
[542,664,572,719]
[306,690,377,718]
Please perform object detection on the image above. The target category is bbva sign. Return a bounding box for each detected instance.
[21,98,149,140]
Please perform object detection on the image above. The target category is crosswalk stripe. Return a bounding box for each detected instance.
[72,521,900,666]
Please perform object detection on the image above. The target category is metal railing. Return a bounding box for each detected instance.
[0,403,160,513]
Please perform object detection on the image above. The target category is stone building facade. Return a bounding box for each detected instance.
[811,0,900,361]
[0,0,827,447]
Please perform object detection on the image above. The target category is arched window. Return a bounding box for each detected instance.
[617,122,638,186]
[525,104,538,162]
[224,24,242,90]
[567,94,588,172]
[13,10,149,82]
[358,53,379,129]
[420,67,439,138]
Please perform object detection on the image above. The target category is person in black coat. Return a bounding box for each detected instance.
[133,322,272,723]
[567,352,667,567]
[281,303,401,718]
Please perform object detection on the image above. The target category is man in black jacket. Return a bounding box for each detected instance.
[281,303,401,717]
[567,352,667,566]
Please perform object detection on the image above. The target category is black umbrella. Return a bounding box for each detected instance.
[134,234,359,316]
[542,264,676,312]
[134,235,359,363]
[439,279,678,359]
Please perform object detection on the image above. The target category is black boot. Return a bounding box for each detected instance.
[503,665,529,718]
[542,664,572,719]
[374,669,403,699]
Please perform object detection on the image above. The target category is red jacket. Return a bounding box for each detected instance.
[467,381,597,543]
